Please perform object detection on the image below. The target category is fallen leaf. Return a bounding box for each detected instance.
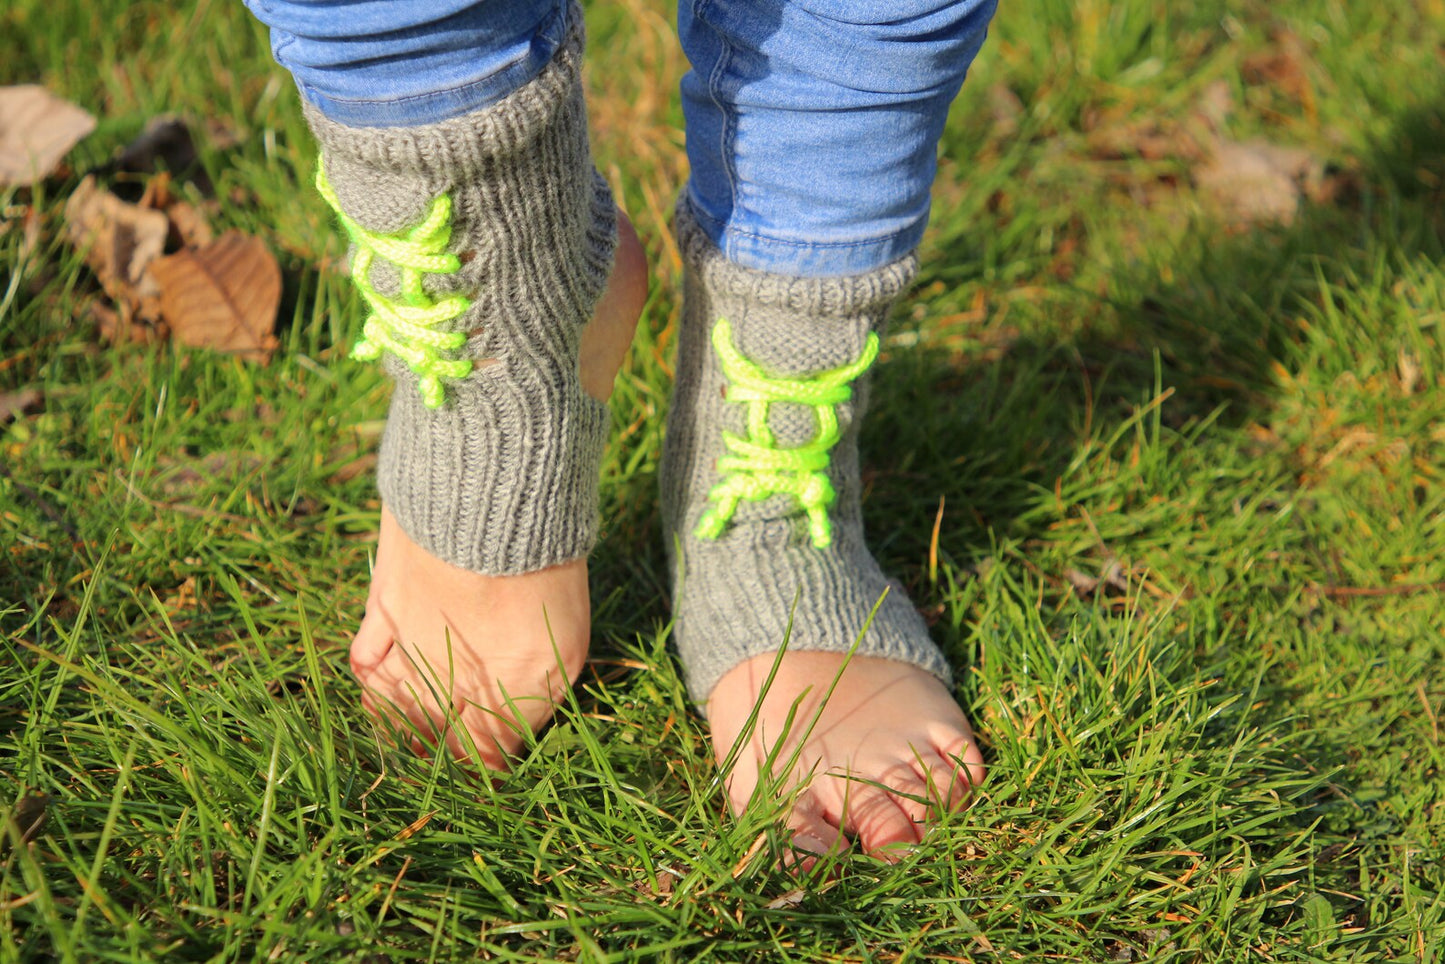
[154,449,266,496]
[1080,74,1334,228]
[137,170,175,210]
[1065,568,1100,596]
[118,117,198,175]
[1084,83,1227,165]
[987,83,1025,137]
[1241,26,1316,119]
[89,300,156,344]
[394,810,436,841]
[325,430,382,482]
[1397,350,1421,396]
[0,85,96,186]
[0,388,42,425]
[149,230,281,363]
[116,116,216,199]
[165,200,214,248]
[63,175,168,319]
[328,452,377,485]
[1193,139,1323,226]
[1087,114,1209,164]
[0,790,50,860]
[0,205,43,263]
[1195,79,1234,134]
[1064,560,1131,599]
[1099,559,1130,593]
[765,889,807,910]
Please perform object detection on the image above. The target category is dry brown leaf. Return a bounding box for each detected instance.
[137,170,176,210]
[1064,568,1101,596]
[1196,80,1234,134]
[154,449,266,497]
[1085,82,1234,168]
[165,201,214,248]
[1194,138,1323,226]
[328,452,377,485]
[1082,75,1329,228]
[1088,115,1209,164]
[1241,26,1316,118]
[0,85,96,186]
[88,300,159,344]
[987,83,1025,137]
[1397,350,1422,396]
[149,230,280,362]
[0,790,51,860]
[764,889,807,910]
[0,204,43,264]
[132,170,217,246]
[0,388,42,425]
[1064,560,1132,599]
[63,175,168,319]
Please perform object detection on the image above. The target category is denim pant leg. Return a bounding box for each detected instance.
[243,0,570,126]
[679,0,998,277]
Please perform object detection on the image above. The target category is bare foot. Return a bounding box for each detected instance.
[350,214,647,768]
[708,651,986,861]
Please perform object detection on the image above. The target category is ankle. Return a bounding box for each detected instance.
[580,212,647,403]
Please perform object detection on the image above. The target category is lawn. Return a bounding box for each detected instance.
[2,0,1443,960]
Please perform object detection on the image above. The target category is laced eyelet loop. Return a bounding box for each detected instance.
[317,158,473,409]
[694,317,878,549]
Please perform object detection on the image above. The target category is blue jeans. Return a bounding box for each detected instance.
[245,0,997,276]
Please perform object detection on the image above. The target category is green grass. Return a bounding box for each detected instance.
[3,0,1444,960]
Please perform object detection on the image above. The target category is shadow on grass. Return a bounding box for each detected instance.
[877,92,1444,558]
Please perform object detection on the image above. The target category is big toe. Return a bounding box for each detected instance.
[350,608,396,677]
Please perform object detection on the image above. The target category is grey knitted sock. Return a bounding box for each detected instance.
[306,9,616,575]
[661,199,953,704]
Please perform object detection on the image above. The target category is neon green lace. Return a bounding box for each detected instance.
[694,317,878,549]
[316,159,472,409]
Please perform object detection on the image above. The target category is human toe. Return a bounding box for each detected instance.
[842,781,927,858]
[359,676,437,757]
[933,731,987,799]
[784,792,850,869]
[349,607,397,677]
[446,702,519,771]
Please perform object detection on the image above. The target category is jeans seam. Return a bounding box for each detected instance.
[695,0,740,258]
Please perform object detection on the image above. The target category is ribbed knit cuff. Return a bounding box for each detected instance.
[308,6,617,575]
